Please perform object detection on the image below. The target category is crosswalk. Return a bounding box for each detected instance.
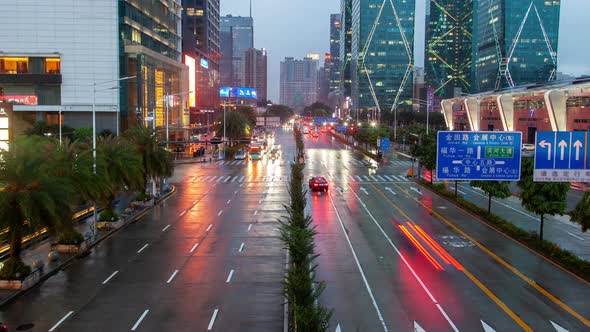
[188,174,411,184]
[212,159,413,167]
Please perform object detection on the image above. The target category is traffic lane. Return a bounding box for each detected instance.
[389,182,590,331]
[456,183,590,261]
[0,181,206,330]
[308,190,400,331]
[339,184,516,332]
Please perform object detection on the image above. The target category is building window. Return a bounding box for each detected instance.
[132,29,142,44]
[0,57,29,74]
[45,58,61,74]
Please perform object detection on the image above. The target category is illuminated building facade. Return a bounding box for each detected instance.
[0,0,189,139]
[350,0,415,114]
[329,14,342,93]
[243,48,267,103]
[425,0,473,98]
[340,0,353,100]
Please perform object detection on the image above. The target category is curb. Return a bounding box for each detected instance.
[0,185,177,308]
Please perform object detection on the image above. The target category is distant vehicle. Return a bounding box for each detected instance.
[249,145,262,160]
[309,177,329,192]
[235,150,247,160]
[302,127,309,134]
[522,143,535,152]
[310,131,319,137]
[319,127,327,133]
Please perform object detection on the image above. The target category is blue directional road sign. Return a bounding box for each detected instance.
[436,131,522,181]
[381,138,390,152]
[534,131,590,182]
[336,125,346,132]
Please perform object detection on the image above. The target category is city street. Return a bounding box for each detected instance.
[305,132,590,332]
[0,130,295,331]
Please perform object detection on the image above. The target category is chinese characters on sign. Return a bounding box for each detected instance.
[436,131,522,181]
[534,131,590,182]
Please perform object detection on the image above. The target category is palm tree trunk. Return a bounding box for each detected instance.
[9,224,23,260]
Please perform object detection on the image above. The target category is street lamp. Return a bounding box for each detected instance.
[90,75,136,239]
[413,98,432,135]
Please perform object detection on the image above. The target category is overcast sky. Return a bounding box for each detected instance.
[221,0,590,102]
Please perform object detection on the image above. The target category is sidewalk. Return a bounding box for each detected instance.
[0,188,175,306]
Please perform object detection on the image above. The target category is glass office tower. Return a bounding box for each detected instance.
[425,0,473,98]
[351,0,415,114]
[339,0,353,101]
[473,0,560,92]
[220,15,254,87]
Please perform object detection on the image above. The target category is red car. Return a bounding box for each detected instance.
[309,177,329,192]
[310,131,319,137]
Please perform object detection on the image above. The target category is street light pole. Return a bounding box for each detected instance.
[59,108,62,145]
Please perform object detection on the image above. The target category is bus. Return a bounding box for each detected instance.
[249,144,262,160]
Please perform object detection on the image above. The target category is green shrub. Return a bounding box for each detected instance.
[99,209,119,222]
[224,145,243,160]
[57,231,84,245]
[135,193,150,201]
[0,257,32,280]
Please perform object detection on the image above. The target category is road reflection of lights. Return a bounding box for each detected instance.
[398,225,444,271]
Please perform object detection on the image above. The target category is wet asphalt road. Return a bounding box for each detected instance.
[305,132,590,332]
[0,129,295,331]
[2,128,590,332]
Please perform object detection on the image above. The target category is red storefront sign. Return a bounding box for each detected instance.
[1,95,38,105]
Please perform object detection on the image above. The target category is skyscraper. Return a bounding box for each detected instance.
[425,0,473,98]
[182,0,221,114]
[280,57,318,111]
[340,0,353,101]
[329,14,342,93]
[220,15,254,87]
[243,48,267,103]
[473,0,560,92]
[351,0,415,116]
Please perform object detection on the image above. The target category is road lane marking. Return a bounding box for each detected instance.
[231,176,238,182]
[49,311,74,331]
[166,270,179,283]
[567,232,584,240]
[216,176,224,183]
[239,176,245,182]
[226,269,235,283]
[350,186,459,332]
[481,320,496,332]
[398,186,590,331]
[335,323,342,332]
[190,242,199,253]
[162,224,170,232]
[461,185,540,221]
[234,190,239,195]
[218,210,223,216]
[254,210,258,215]
[259,199,262,203]
[327,192,388,332]
[137,244,149,254]
[356,175,363,181]
[179,210,186,217]
[363,175,371,181]
[102,270,119,285]
[247,224,252,231]
[369,175,378,181]
[550,321,570,332]
[414,322,426,332]
[376,175,386,181]
[239,242,245,252]
[193,200,198,205]
[224,176,231,183]
[206,224,213,232]
[226,199,231,205]
[207,309,219,330]
[131,309,150,331]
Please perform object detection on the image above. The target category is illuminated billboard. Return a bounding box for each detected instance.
[219,87,258,99]
[184,55,196,107]
[200,58,209,68]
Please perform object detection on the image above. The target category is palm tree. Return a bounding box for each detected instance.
[0,136,77,278]
[124,127,174,195]
[214,111,251,144]
[96,135,144,215]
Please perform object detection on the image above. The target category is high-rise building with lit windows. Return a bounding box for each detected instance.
[329,14,342,93]
[473,0,561,92]
[340,0,353,101]
[425,0,473,98]
[280,57,318,111]
[350,0,415,115]
[0,0,189,139]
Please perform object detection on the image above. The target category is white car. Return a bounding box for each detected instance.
[522,143,535,152]
[235,150,247,160]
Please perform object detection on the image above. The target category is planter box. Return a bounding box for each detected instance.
[50,242,86,253]
[0,269,41,290]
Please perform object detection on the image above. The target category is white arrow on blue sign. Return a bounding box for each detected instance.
[534,131,590,182]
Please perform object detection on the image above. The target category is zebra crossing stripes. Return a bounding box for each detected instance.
[188,174,410,184]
